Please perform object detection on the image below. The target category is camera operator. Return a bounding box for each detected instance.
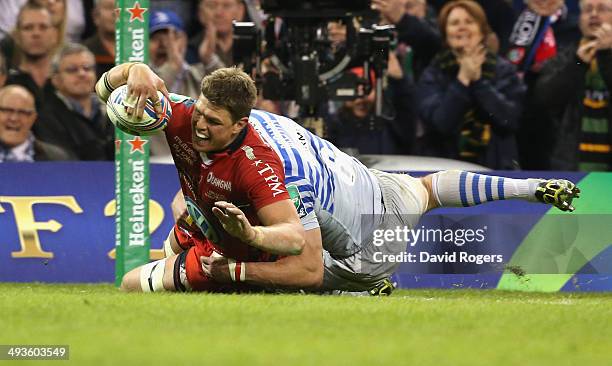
[326,46,416,154]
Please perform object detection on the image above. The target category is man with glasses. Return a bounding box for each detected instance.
[534,0,612,171]
[0,84,72,162]
[34,43,114,160]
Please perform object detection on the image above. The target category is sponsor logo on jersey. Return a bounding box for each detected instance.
[287,185,307,218]
[241,145,256,160]
[207,172,232,191]
[252,159,285,197]
[184,196,219,243]
[172,136,197,165]
[205,190,227,202]
[180,173,197,197]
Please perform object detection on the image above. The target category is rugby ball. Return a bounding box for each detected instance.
[106,85,172,136]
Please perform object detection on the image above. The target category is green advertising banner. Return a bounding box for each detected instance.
[114,0,151,286]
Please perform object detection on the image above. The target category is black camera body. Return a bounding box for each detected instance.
[234,0,394,119]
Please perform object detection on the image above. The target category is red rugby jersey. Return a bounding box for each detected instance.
[164,96,290,261]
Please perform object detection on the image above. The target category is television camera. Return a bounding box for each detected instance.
[233,0,395,135]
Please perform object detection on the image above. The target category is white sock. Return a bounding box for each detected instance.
[431,170,541,207]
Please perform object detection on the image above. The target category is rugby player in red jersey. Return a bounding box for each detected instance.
[96,63,323,292]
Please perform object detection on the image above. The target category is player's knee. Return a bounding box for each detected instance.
[119,268,141,292]
[420,174,440,211]
[120,258,177,293]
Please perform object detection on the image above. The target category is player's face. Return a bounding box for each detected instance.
[191,94,246,153]
[0,90,37,148]
[445,7,483,51]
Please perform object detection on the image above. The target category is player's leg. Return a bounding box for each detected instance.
[120,224,213,292]
[163,226,185,257]
[120,252,187,292]
[162,221,201,258]
[420,170,580,212]
[119,225,193,292]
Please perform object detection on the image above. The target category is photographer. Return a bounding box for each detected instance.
[327,52,416,154]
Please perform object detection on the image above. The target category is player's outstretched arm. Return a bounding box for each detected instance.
[201,228,324,288]
[95,62,169,119]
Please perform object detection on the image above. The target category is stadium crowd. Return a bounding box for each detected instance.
[0,0,611,171]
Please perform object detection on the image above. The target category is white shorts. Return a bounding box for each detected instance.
[321,170,429,291]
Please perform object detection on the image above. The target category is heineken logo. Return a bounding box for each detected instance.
[128,136,147,154]
[127,2,147,22]
[127,159,146,246]
[128,28,145,62]
[287,185,307,218]
[115,0,151,285]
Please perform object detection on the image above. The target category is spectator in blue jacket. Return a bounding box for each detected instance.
[417,0,526,169]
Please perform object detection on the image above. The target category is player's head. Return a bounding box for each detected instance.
[192,67,257,153]
[0,85,37,148]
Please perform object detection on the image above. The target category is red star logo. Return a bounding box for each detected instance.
[128,136,147,154]
[127,2,147,23]
[115,139,122,151]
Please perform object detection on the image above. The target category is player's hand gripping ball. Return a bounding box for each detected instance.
[106,85,172,135]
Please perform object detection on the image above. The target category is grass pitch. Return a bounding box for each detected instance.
[0,284,611,366]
